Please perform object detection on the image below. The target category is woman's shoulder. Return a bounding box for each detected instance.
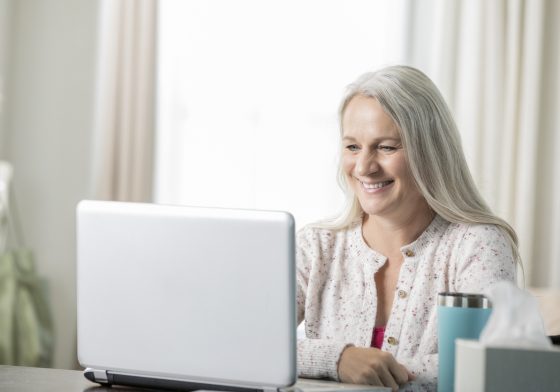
[296,220,365,273]
[297,222,338,236]
[443,220,517,286]
[441,219,514,263]
[445,219,510,243]
[296,220,361,249]
[297,223,344,244]
[297,218,361,236]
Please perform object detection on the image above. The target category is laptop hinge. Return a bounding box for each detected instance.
[84,368,109,384]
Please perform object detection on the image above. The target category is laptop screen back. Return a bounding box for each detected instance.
[77,201,296,389]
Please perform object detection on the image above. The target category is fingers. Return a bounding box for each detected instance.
[376,365,399,391]
[376,351,408,391]
[407,369,416,381]
[338,346,411,390]
[363,372,383,388]
[387,357,409,384]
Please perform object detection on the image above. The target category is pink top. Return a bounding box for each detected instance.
[371,326,386,349]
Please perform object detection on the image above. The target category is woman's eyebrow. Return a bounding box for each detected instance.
[341,136,401,143]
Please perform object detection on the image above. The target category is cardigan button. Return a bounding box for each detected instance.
[404,249,415,257]
[398,290,408,299]
[387,336,399,345]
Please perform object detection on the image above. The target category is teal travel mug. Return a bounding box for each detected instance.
[437,293,492,392]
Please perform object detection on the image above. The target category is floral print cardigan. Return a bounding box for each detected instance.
[296,215,516,391]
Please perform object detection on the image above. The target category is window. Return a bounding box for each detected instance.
[156,0,406,228]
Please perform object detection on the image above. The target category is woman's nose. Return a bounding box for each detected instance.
[355,152,379,176]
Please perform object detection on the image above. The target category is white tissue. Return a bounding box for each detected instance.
[479,281,553,349]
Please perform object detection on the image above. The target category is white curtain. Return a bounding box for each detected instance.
[0,161,12,252]
[155,0,407,228]
[406,0,560,287]
[0,0,10,157]
[92,0,157,202]
[102,0,560,286]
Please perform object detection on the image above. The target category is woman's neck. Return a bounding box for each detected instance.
[362,202,435,256]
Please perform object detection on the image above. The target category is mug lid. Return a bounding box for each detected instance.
[437,292,491,308]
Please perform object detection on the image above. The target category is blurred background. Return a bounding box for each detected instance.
[0,0,558,370]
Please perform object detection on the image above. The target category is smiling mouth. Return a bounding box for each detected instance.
[358,179,394,190]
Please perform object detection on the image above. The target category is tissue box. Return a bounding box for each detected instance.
[455,339,560,391]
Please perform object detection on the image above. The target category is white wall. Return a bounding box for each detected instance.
[2,0,98,369]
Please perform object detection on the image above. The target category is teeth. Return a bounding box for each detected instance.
[361,180,392,189]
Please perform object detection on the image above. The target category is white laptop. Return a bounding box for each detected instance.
[77,200,388,392]
[77,200,297,391]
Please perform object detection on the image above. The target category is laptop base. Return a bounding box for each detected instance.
[84,368,267,392]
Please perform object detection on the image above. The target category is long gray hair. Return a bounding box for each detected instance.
[319,65,520,264]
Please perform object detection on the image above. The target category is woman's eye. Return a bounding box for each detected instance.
[345,144,360,152]
[378,145,397,153]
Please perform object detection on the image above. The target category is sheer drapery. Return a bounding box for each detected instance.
[92,0,157,202]
[406,0,560,287]
[155,0,407,228]
[0,0,10,156]
[97,0,560,287]
[0,161,12,251]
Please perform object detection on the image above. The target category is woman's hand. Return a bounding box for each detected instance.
[338,346,412,391]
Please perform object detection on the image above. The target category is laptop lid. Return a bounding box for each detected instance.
[77,200,297,391]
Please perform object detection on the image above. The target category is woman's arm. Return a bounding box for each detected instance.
[295,227,411,389]
[394,224,517,391]
[454,224,517,292]
[295,231,351,379]
[296,228,356,381]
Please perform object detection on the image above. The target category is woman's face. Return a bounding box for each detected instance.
[341,95,424,219]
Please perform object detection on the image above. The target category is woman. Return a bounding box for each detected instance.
[296,65,518,391]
